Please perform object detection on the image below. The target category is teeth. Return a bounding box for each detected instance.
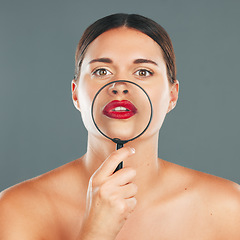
[113,106,129,111]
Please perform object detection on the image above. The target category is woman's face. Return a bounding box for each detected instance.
[72,27,179,141]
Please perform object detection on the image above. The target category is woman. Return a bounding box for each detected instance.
[0,13,240,240]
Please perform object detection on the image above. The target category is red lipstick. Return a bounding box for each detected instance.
[103,100,137,119]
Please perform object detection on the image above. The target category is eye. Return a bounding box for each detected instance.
[92,68,112,77]
[134,69,153,77]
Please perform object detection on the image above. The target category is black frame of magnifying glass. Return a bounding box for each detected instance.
[91,80,153,145]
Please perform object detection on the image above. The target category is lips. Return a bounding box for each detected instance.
[103,100,137,119]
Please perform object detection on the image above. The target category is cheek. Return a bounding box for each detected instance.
[77,79,98,133]
[78,82,92,111]
[148,86,170,132]
[78,71,98,110]
[152,88,169,111]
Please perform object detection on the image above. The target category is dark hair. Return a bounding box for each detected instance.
[74,13,176,84]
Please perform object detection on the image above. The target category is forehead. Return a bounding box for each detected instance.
[82,27,165,65]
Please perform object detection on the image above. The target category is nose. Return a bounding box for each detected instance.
[108,82,129,96]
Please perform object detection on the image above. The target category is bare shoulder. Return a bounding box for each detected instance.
[163,160,240,238]
[162,159,240,196]
[195,168,240,227]
[0,178,51,239]
[0,158,86,239]
[194,168,240,238]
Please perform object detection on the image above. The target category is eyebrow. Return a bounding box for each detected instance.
[133,58,158,66]
[88,57,158,66]
[88,58,113,64]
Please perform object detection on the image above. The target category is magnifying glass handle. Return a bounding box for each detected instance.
[114,143,124,172]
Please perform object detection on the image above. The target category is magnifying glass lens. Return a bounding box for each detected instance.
[91,80,152,143]
[91,80,153,172]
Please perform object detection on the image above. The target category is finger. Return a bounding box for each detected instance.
[97,147,135,178]
[125,197,137,213]
[120,183,138,199]
[109,168,136,186]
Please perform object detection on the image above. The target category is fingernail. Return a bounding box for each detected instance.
[131,147,135,154]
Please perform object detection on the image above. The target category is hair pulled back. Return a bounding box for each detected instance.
[74,13,176,84]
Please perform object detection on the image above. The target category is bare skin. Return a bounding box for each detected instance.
[1,27,240,239]
[1,155,240,239]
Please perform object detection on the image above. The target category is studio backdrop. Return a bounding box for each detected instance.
[1,0,240,191]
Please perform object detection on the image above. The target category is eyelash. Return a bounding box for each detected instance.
[92,68,154,78]
[134,69,154,77]
[92,68,112,77]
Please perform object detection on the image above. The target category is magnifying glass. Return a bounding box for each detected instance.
[91,80,153,172]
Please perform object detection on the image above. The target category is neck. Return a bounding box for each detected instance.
[82,133,162,200]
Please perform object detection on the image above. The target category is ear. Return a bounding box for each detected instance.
[167,80,179,113]
[71,79,81,111]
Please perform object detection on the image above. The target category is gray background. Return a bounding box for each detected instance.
[1,0,239,191]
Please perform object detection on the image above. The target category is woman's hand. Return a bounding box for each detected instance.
[78,147,137,240]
